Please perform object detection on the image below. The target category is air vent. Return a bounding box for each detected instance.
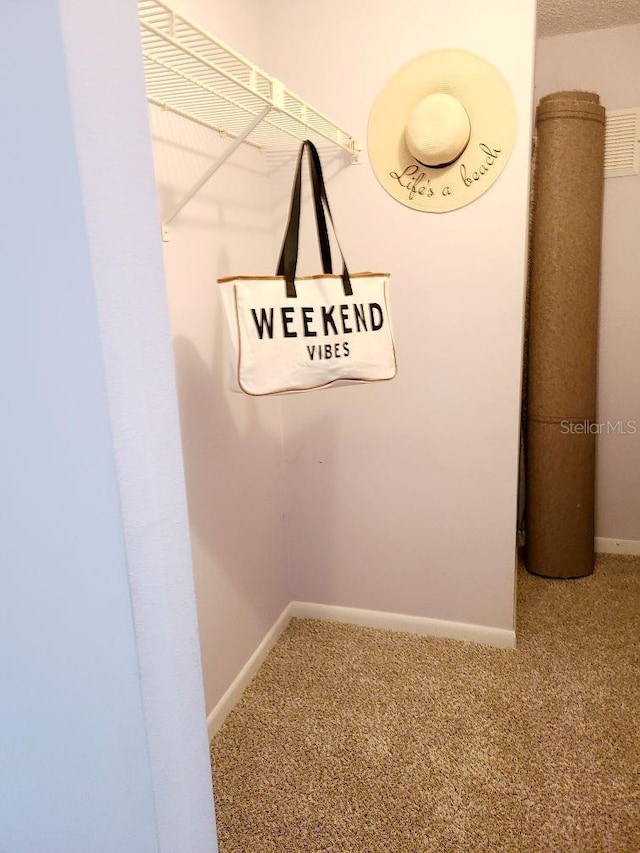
[604,108,640,178]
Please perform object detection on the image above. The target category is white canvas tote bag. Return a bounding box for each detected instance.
[219,141,397,396]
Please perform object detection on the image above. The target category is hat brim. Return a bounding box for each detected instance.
[368,50,517,213]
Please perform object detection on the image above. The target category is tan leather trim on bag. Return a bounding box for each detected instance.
[218,272,390,284]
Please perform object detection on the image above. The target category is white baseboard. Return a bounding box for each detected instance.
[595,537,640,555]
[206,602,293,739]
[290,601,516,649]
[207,599,516,740]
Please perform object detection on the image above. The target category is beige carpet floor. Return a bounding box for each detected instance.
[210,555,640,852]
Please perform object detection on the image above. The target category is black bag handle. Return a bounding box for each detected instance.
[277,141,332,280]
[277,140,352,299]
[306,143,352,296]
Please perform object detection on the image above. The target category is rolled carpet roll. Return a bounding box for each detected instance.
[526,91,605,579]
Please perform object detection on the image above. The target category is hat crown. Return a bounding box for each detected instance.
[405,93,471,168]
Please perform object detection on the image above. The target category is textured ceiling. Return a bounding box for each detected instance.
[538,0,640,37]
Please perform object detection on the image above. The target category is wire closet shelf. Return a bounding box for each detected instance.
[138,0,360,158]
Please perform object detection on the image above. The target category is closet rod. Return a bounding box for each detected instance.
[139,0,361,239]
[138,0,360,155]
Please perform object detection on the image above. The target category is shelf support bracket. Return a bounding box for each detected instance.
[162,105,272,240]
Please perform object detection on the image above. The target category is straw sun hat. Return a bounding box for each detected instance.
[368,49,517,213]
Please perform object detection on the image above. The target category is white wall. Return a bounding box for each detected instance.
[535,24,640,541]
[153,0,536,724]
[149,0,289,712]
[264,0,536,630]
[0,4,159,850]
[58,0,218,849]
